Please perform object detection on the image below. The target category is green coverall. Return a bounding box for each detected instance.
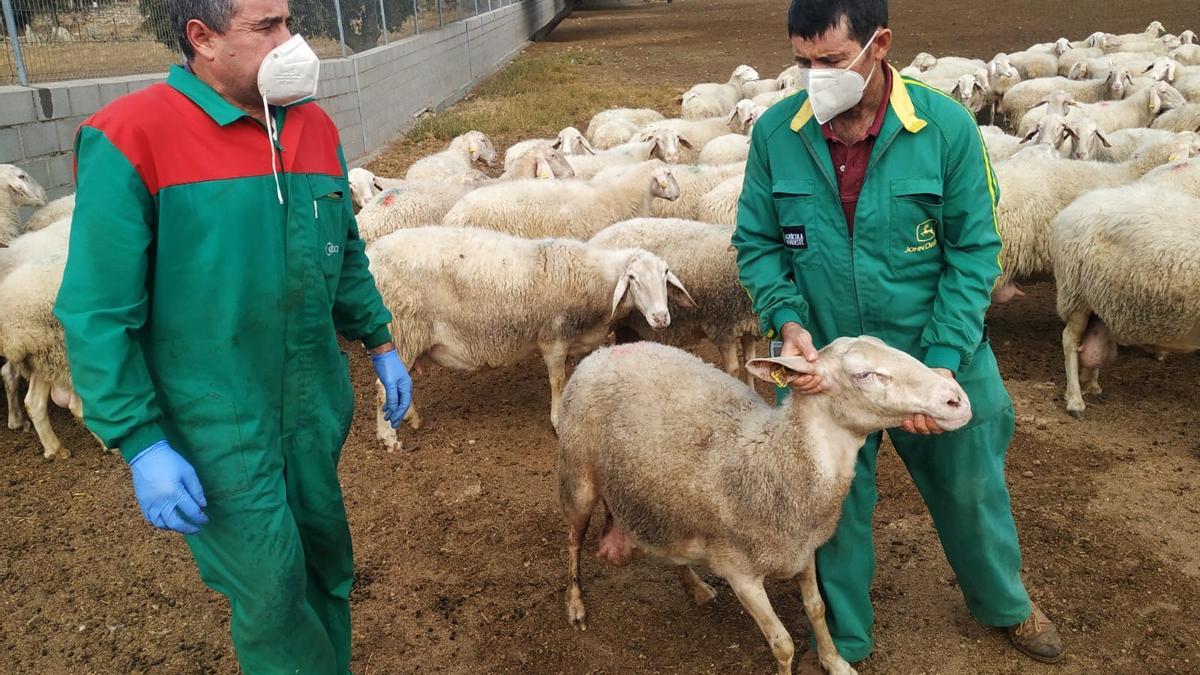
[54,66,393,673]
[732,66,1031,662]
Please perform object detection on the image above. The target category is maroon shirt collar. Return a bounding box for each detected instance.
[820,62,892,145]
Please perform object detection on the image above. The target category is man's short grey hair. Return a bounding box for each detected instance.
[170,0,238,60]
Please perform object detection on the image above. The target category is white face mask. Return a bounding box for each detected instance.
[257,34,321,203]
[800,30,880,125]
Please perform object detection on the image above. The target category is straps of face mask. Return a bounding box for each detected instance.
[263,96,284,205]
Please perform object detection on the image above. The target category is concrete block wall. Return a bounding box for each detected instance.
[0,0,571,202]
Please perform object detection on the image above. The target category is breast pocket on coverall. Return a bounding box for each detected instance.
[772,178,825,275]
[889,177,945,279]
[308,175,348,303]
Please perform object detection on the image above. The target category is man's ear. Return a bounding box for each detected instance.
[872,28,893,61]
[186,18,220,62]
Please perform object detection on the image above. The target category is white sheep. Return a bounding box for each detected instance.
[641,116,742,162]
[24,194,73,232]
[404,131,498,180]
[1066,81,1187,132]
[557,337,971,675]
[1006,49,1060,79]
[1051,184,1200,417]
[566,137,672,179]
[991,138,1200,292]
[698,133,751,165]
[1001,69,1131,125]
[0,254,101,459]
[1172,36,1200,66]
[1083,127,1196,161]
[0,164,48,243]
[680,65,760,120]
[979,125,1027,162]
[741,77,784,100]
[502,127,596,172]
[777,64,805,90]
[365,226,695,448]
[355,180,473,241]
[644,162,744,221]
[1015,89,1079,140]
[442,160,681,239]
[753,87,799,108]
[899,52,939,75]
[1056,46,1106,76]
[586,108,667,149]
[908,55,989,83]
[695,172,744,226]
[589,218,760,382]
[1139,154,1200,195]
[985,55,1022,122]
[949,70,990,114]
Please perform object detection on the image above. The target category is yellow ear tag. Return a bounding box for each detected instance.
[770,367,789,388]
[536,166,551,178]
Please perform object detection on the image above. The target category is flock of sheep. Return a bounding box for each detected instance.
[0,16,1195,675]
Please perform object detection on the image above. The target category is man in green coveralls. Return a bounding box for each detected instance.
[54,0,413,671]
[732,0,1066,668]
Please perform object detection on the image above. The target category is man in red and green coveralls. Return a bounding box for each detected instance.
[733,0,1066,669]
[53,0,413,671]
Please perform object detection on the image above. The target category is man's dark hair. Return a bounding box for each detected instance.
[170,0,238,60]
[787,0,887,47]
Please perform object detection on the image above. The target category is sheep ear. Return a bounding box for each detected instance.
[724,107,739,125]
[535,156,554,179]
[609,274,631,322]
[372,178,384,191]
[580,136,598,155]
[951,82,964,96]
[1149,87,1162,112]
[1019,128,1039,143]
[1061,126,1079,140]
[745,356,818,387]
[679,136,695,150]
[1169,60,1178,81]
[1026,99,1048,112]
[666,271,698,309]
[973,79,987,94]
[1095,130,1112,147]
[550,138,564,149]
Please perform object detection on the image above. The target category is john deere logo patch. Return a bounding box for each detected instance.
[906,219,938,254]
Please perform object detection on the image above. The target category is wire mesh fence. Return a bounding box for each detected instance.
[0,0,486,85]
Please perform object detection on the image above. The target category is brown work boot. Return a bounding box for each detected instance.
[1007,602,1065,664]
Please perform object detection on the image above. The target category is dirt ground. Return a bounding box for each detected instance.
[3,0,1200,673]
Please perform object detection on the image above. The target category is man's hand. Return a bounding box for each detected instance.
[129,440,208,535]
[371,347,413,428]
[900,368,955,435]
[780,322,823,394]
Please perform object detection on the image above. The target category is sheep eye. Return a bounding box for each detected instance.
[852,371,875,382]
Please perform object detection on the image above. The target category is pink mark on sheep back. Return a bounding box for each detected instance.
[608,343,646,358]
[382,193,397,206]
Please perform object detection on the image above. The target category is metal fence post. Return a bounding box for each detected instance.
[412,0,420,34]
[436,0,443,27]
[332,0,349,57]
[1,0,29,86]
[473,0,479,17]
[378,0,389,44]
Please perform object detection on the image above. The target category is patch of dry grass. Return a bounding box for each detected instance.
[365,45,680,177]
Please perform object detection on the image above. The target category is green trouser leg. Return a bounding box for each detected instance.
[181,430,353,675]
[807,344,1032,662]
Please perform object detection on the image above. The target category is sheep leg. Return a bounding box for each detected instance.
[540,340,569,432]
[65,392,111,453]
[561,471,597,630]
[798,555,857,675]
[724,573,795,675]
[1061,311,1090,418]
[24,374,68,460]
[374,380,405,452]
[740,334,759,387]
[1081,367,1103,398]
[2,362,29,432]
[676,565,718,606]
[719,340,740,379]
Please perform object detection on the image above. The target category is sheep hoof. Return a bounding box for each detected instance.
[566,587,588,630]
[1067,408,1085,420]
[42,447,71,460]
[690,580,718,606]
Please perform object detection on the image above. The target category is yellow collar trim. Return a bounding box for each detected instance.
[789,64,927,134]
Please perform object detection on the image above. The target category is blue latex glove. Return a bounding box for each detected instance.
[372,349,413,428]
[129,440,208,535]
